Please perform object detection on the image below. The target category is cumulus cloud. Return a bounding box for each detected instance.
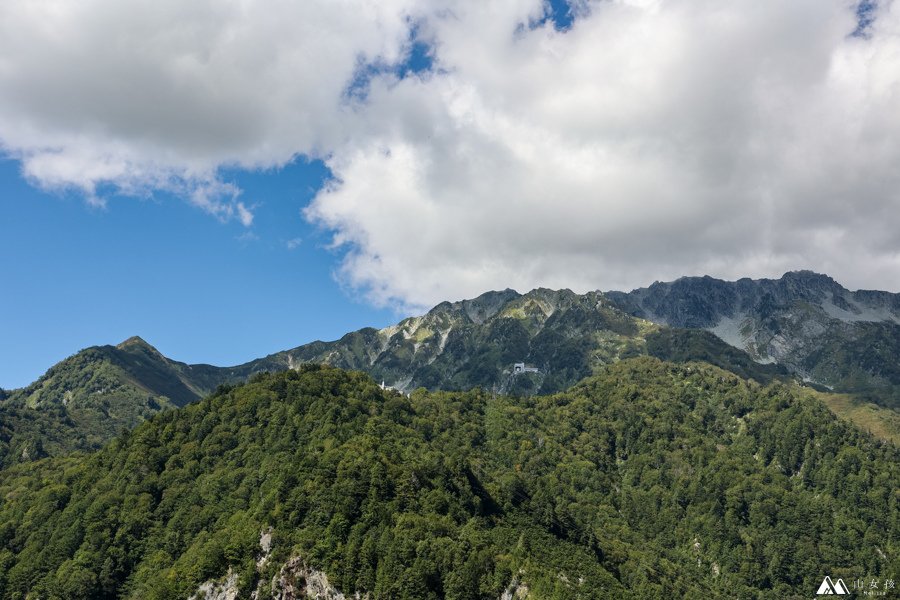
[0,0,417,223]
[307,0,900,306]
[2,0,900,304]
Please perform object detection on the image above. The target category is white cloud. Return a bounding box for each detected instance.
[188,180,254,225]
[2,0,900,303]
[307,0,900,306]
[236,202,254,228]
[0,0,417,224]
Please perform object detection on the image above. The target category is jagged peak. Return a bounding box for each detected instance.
[630,271,841,294]
[782,269,829,278]
[428,289,519,312]
[779,270,838,285]
[117,335,153,350]
[521,286,576,299]
[115,336,166,359]
[463,288,521,306]
[449,288,522,324]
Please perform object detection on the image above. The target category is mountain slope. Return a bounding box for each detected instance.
[15,272,900,467]
[237,288,786,396]
[607,271,900,408]
[0,287,823,467]
[0,337,224,467]
[0,360,895,599]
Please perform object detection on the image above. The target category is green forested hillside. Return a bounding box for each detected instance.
[644,328,787,384]
[0,337,224,467]
[0,359,895,599]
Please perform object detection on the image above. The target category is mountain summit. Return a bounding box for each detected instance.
[606,271,900,407]
[0,336,224,466]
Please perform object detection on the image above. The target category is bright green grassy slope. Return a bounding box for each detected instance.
[0,358,895,600]
[804,388,900,445]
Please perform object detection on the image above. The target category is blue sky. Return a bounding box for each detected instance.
[0,158,398,389]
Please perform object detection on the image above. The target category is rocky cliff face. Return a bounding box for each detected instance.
[241,287,783,396]
[189,569,239,600]
[193,554,533,600]
[607,271,900,329]
[265,557,365,600]
[259,288,649,395]
[607,271,900,406]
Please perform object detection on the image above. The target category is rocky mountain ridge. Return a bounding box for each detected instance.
[6,270,898,466]
[606,270,900,407]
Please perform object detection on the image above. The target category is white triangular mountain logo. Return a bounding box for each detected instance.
[816,576,850,595]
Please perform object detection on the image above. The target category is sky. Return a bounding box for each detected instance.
[0,156,398,388]
[2,0,899,388]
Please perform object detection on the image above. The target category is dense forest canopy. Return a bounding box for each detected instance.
[0,358,896,599]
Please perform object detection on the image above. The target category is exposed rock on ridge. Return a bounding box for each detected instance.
[606,271,900,406]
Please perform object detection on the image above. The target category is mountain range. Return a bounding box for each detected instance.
[2,271,899,467]
[1,271,898,598]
